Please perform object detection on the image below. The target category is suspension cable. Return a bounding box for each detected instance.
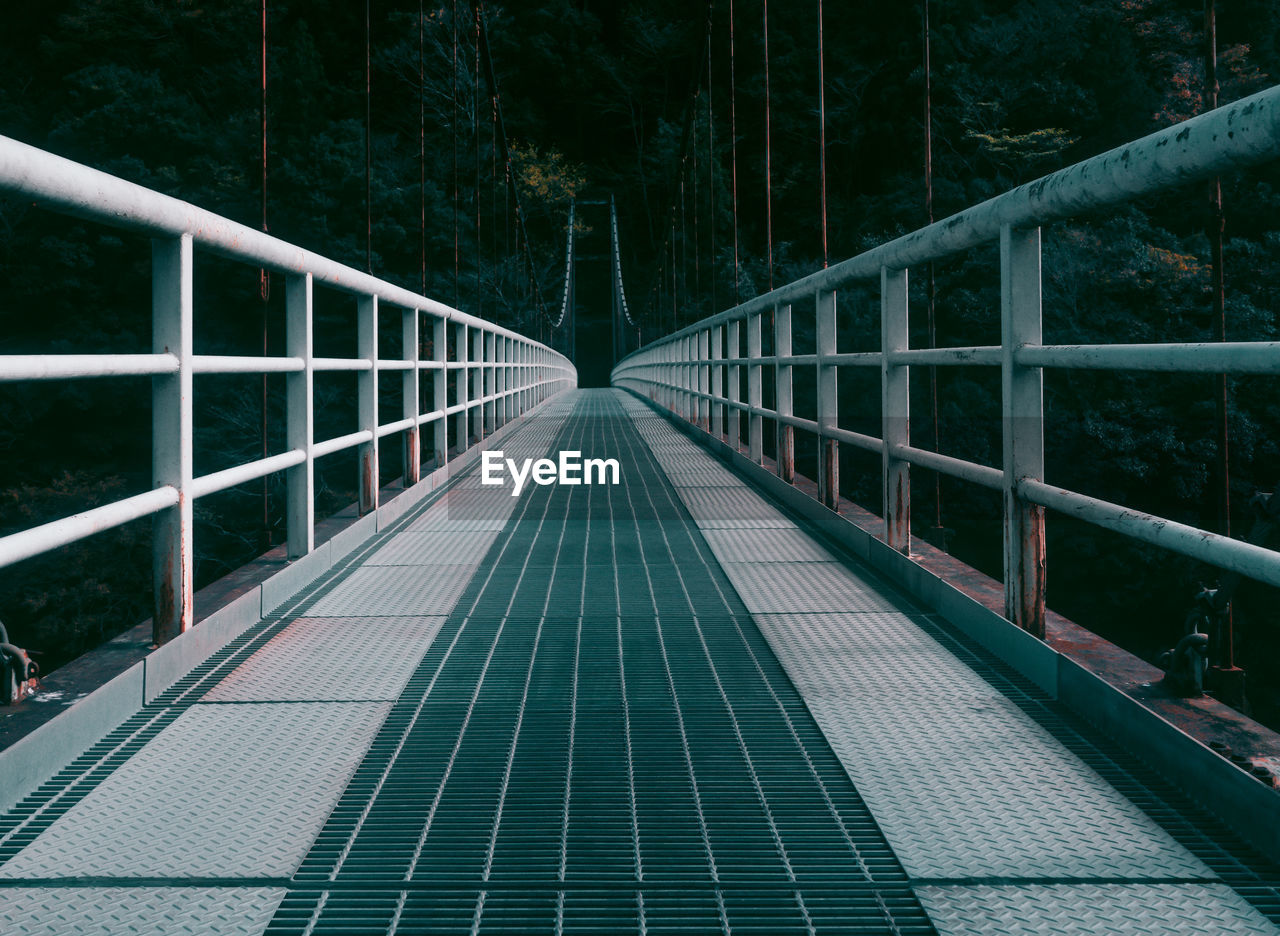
[925,0,942,534]
[763,0,773,290]
[550,200,576,329]
[419,0,426,296]
[452,0,459,308]
[260,0,270,547]
[365,0,372,273]
[474,2,481,315]
[728,0,740,303]
[818,0,828,267]
[707,34,716,316]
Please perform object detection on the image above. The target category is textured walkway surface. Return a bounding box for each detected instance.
[0,389,1277,935]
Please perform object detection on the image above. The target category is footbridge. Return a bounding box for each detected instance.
[2,86,1280,936]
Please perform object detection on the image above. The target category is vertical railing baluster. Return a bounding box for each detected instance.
[881,268,910,551]
[748,310,763,464]
[816,291,838,506]
[455,322,469,452]
[403,307,420,487]
[484,330,496,436]
[728,319,741,452]
[357,296,379,514]
[698,329,710,430]
[1001,224,1047,636]
[775,302,794,483]
[286,273,314,559]
[434,316,449,471]
[152,234,194,645]
[472,328,485,443]
[711,324,724,440]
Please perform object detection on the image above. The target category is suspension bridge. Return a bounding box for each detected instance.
[3,26,1280,936]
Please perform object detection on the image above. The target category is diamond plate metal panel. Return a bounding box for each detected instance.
[722,562,900,613]
[307,564,479,616]
[365,531,499,566]
[916,883,1280,936]
[0,701,389,878]
[750,610,1213,881]
[678,488,797,529]
[702,528,838,563]
[203,616,445,702]
[0,887,286,936]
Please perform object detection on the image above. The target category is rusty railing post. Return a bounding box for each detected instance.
[747,310,763,463]
[285,273,314,558]
[357,295,378,515]
[882,266,910,551]
[1001,224,1047,636]
[711,324,724,440]
[152,233,194,646]
[775,302,794,483]
[727,319,741,452]
[816,290,839,509]
[433,317,449,470]
[403,307,420,487]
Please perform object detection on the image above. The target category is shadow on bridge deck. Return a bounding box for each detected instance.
[0,388,1277,935]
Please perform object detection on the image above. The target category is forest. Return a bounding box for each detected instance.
[0,0,1278,723]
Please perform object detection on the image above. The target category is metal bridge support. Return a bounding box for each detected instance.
[286,273,315,559]
[434,317,449,469]
[484,331,496,436]
[403,308,420,487]
[775,302,794,484]
[152,234,194,645]
[816,290,839,510]
[881,268,910,552]
[728,320,741,452]
[455,322,469,450]
[747,310,764,464]
[698,329,710,431]
[357,296,378,516]
[472,328,485,443]
[711,325,724,440]
[1001,225,1047,637]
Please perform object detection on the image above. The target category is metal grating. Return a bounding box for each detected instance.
[364,531,499,566]
[306,565,480,617]
[702,527,839,563]
[268,390,933,936]
[720,561,900,614]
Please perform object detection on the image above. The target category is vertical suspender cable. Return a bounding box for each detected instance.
[365,0,372,273]
[693,108,701,315]
[707,32,717,316]
[420,0,426,297]
[260,0,271,548]
[474,2,482,317]
[728,0,740,304]
[817,0,828,267]
[1205,0,1233,668]
[452,0,460,309]
[763,0,773,290]
[925,0,943,539]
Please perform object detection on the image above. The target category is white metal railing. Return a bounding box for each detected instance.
[613,84,1280,638]
[0,135,576,645]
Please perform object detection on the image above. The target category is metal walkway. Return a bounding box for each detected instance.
[0,389,1278,935]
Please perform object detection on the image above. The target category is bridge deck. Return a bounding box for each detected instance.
[0,389,1276,935]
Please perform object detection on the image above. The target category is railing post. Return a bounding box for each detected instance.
[483,330,496,435]
[774,302,794,483]
[152,234,193,646]
[433,317,449,470]
[1001,224,1047,637]
[698,329,710,430]
[455,322,469,451]
[472,328,485,443]
[881,268,910,551]
[816,291,838,508]
[403,307,420,487]
[286,273,314,559]
[747,310,763,463]
[727,319,741,452]
[711,324,723,440]
[494,334,505,429]
[357,295,378,515]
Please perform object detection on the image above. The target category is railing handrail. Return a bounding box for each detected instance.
[616,84,1280,357]
[613,83,1280,640]
[0,134,576,646]
[0,134,545,344]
